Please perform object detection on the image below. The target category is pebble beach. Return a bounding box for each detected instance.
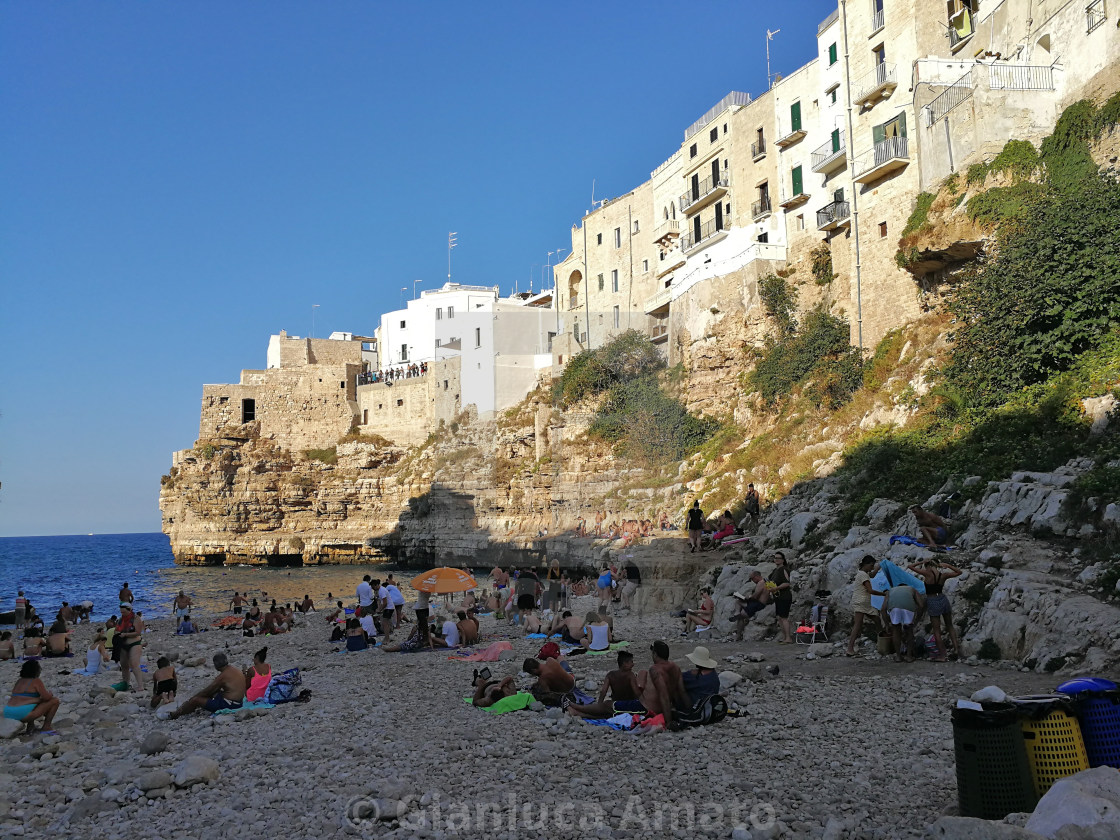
[0,589,1075,840]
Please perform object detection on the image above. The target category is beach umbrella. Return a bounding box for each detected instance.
[410,567,477,594]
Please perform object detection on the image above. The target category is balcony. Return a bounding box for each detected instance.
[779,191,809,210]
[1088,0,1106,32]
[644,285,672,315]
[853,62,897,107]
[775,126,806,149]
[853,136,909,183]
[810,132,847,174]
[681,218,728,253]
[649,323,669,343]
[751,139,766,160]
[949,8,974,51]
[751,195,772,220]
[679,171,730,214]
[816,200,851,230]
[653,219,680,244]
[870,7,884,34]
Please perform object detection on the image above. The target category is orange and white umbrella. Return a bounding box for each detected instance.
[410,567,477,594]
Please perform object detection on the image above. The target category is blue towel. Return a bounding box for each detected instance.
[211,700,274,717]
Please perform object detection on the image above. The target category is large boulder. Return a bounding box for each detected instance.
[926,816,1044,839]
[1024,766,1120,838]
[172,755,220,787]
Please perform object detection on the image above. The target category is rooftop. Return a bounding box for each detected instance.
[683,91,751,141]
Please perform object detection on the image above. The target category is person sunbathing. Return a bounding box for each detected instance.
[150,657,178,709]
[165,653,246,719]
[566,651,645,718]
[471,670,517,708]
[683,589,714,633]
[457,611,480,645]
[712,511,736,544]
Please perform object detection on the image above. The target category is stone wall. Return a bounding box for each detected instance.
[199,362,361,452]
[355,357,461,447]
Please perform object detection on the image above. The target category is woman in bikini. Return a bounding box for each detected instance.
[116,604,146,691]
[244,647,271,703]
[4,660,60,735]
[909,559,963,661]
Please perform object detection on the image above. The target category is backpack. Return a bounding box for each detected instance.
[675,694,729,727]
[265,667,302,704]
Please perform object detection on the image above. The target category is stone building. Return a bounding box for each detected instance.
[198,334,365,452]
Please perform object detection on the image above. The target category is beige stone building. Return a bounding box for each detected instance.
[354,356,462,447]
[199,334,366,452]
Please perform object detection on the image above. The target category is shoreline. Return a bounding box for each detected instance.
[1,587,1095,839]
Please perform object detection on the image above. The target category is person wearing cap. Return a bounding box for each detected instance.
[682,646,721,706]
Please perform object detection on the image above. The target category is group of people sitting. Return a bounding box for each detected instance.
[574,513,661,544]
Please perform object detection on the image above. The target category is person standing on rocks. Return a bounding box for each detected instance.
[743,484,761,530]
[909,559,963,661]
[165,652,247,719]
[885,583,924,663]
[621,560,641,611]
[14,591,27,630]
[375,579,394,641]
[414,589,432,647]
[686,501,704,553]
[846,556,888,657]
[172,591,193,629]
[386,581,406,626]
[116,604,145,691]
[543,560,562,613]
[770,552,794,644]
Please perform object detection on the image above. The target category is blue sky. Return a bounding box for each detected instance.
[0,1,827,537]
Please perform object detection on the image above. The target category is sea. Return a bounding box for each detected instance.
[0,532,437,625]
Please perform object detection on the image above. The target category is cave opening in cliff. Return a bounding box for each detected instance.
[267,554,304,567]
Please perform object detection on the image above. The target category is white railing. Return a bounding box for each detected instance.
[925,69,974,125]
[644,286,672,313]
[870,7,884,31]
[810,131,846,170]
[684,91,752,141]
[988,64,1055,91]
[653,219,680,241]
[854,136,909,178]
[854,62,897,102]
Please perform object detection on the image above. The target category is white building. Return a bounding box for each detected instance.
[375,282,554,420]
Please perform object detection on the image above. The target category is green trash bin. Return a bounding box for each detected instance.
[953,702,1037,819]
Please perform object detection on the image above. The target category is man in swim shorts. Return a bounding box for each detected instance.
[166,652,247,719]
[471,671,517,708]
[172,591,193,629]
[910,505,951,547]
[565,650,646,718]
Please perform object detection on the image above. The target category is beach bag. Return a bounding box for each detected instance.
[675,694,728,727]
[266,668,302,704]
[538,641,561,660]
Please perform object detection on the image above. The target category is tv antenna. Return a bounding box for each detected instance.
[766,29,781,89]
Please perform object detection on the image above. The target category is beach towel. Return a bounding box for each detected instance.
[587,641,631,655]
[211,700,275,716]
[584,712,639,730]
[212,616,243,628]
[890,535,955,551]
[525,633,549,639]
[449,641,512,662]
[463,692,534,715]
[871,558,927,610]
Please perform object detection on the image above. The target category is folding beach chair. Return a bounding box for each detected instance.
[795,590,831,645]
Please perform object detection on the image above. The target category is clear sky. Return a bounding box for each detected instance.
[0,1,827,537]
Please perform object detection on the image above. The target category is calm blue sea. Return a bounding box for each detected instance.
[0,533,427,625]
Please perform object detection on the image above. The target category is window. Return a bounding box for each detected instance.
[443,380,449,390]
[339,381,345,389]
[758,232,769,243]
[710,127,718,143]
[400,320,406,329]
[435,338,442,348]
[597,273,604,291]
[241,398,255,423]
[447,306,454,318]
[829,88,838,104]
[689,143,697,158]
[642,259,649,272]
[400,344,408,361]
[362,409,368,424]
[573,322,580,340]
[725,202,731,217]
[596,233,602,245]
[633,220,640,233]
[614,228,621,248]
[791,165,803,197]
[873,112,907,144]
[723,123,728,134]
[790,101,802,132]
[396,399,403,407]
[475,327,482,347]
[612,306,620,328]
[797,214,805,230]
[378,403,382,410]
[435,308,442,320]
[218,396,228,404]
[828,42,838,65]
[874,44,886,66]
[879,221,888,237]
[611,270,619,292]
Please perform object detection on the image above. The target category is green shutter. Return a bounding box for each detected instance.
[790,101,802,132]
[897,111,907,137]
[834,187,845,203]
[872,120,885,145]
[791,166,803,197]
[828,43,837,65]
[831,128,841,152]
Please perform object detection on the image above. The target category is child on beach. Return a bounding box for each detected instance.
[151,657,177,709]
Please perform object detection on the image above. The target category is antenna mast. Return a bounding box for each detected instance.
[766,29,781,89]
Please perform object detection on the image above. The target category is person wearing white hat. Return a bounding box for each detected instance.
[682,646,721,706]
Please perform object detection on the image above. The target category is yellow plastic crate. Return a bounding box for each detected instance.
[1021,708,1090,797]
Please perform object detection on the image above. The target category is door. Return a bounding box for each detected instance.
[791,165,803,197]
[790,101,802,132]
[693,215,702,243]
[711,159,721,186]
[691,173,700,201]
[715,202,723,230]
[831,128,841,153]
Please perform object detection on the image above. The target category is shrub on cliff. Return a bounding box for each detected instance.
[554,329,664,407]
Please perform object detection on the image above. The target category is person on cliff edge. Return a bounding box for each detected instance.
[686,501,704,553]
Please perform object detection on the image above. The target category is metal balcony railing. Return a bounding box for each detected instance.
[987,64,1055,91]
[751,196,772,219]
[679,171,730,213]
[681,217,727,251]
[853,136,909,180]
[870,7,884,31]
[649,324,669,341]
[1088,0,1107,32]
[854,62,897,104]
[810,131,846,171]
[925,69,974,125]
[816,200,851,229]
[949,8,972,48]
[751,139,766,159]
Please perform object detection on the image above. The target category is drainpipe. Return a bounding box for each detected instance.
[840,0,865,354]
[583,222,591,349]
